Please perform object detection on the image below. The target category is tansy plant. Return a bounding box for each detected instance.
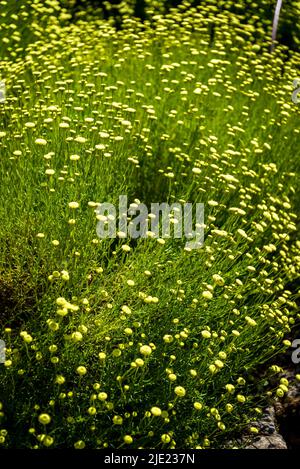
[0,0,299,450]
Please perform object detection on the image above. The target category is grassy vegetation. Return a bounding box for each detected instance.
[0,0,300,449]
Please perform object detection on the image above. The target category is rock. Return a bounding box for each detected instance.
[225,367,300,449]
[243,406,287,449]
[245,434,287,450]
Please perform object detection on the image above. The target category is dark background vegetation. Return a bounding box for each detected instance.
[63,0,300,51]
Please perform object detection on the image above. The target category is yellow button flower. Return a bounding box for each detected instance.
[76,366,87,376]
[68,202,79,209]
[140,345,152,356]
[150,407,162,416]
[174,386,186,397]
[38,413,51,425]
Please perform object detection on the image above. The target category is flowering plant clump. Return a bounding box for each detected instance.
[0,0,299,450]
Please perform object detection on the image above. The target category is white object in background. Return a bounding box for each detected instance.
[271,0,283,52]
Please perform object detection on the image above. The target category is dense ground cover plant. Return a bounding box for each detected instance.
[0,0,299,449]
[68,0,300,50]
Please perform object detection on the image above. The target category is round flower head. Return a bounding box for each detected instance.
[226,404,233,413]
[59,122,69,128]
[71,332,83,342]
[225,384,235,393]
[88,407,97,416]
[245,316,257,327]
[161,434,171,444]
[76,366,87,376]
[140,345,152,356]
[74,136,86,143]
[70,154,80,161]
[135,358,144,367]
[237,377,246,385]
[56,297,67,306]
[194,402,203,410]
[163,334,173,343]
[276,388,284,398]
[215,360,224,369]
[74,440,85,449]
[45,169,55,175]
[43,436,54,447]
[212,274,225,286]
[236,394,246,403]
[150,407,162,417]
[174,386,186,397]
[192,167,201,174]
[113,415,123,425]
[280,378,289,386]
[61,270,69,281]
[202,290,213,300]
[55,375,65,385]
[68,202,79,209]
[35,138,47,145]
[38,413,51,425]
[121,305,131,315]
